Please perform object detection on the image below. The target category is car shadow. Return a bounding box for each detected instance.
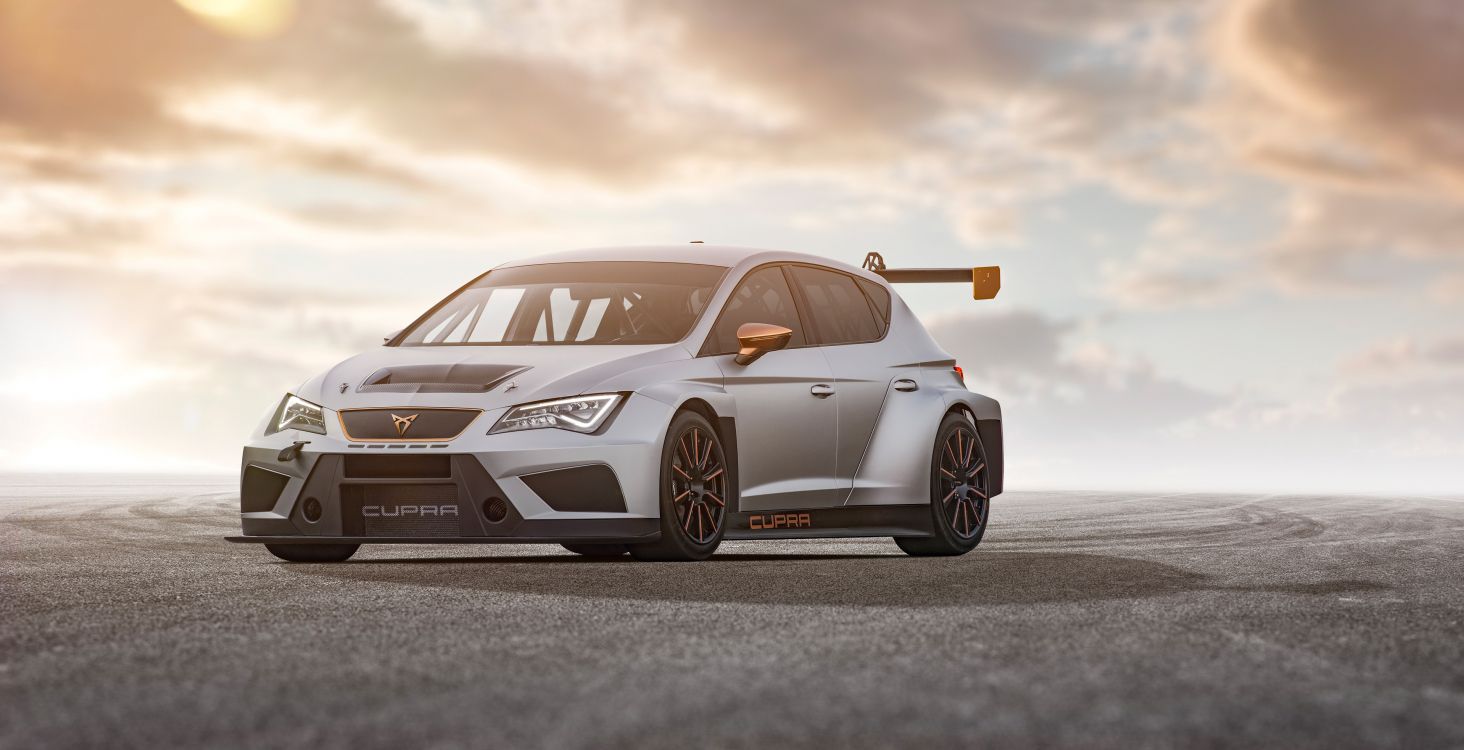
[288,549,1390,607]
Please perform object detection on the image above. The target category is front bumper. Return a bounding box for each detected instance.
[230,394,670,544]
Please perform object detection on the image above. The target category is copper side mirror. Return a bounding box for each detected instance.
[733,322,793,366]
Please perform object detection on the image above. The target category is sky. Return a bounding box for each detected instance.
[1,0,1461,492]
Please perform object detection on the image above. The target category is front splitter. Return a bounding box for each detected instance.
[226,533,659,545]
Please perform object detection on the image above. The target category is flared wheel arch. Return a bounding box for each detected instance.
[629,408,730,561]
[940,400,1003,500]
[666,398,739,514]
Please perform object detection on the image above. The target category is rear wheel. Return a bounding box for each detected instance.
[629,411,728,561]
[897,412,989,557]
[264,543,359,563]
[561,543,629,557]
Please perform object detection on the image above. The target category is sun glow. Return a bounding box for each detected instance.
[174,0,295,38]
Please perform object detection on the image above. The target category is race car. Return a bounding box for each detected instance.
[227,245,1003,561]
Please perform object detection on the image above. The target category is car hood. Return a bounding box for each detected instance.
[297,342,696,412]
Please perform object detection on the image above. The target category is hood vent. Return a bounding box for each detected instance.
[357,364,527,394]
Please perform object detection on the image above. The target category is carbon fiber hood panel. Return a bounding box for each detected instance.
[299,343,695,412]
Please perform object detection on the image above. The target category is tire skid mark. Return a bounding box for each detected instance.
[4,488,236,555]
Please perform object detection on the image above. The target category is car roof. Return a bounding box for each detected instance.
[494,245,883,281]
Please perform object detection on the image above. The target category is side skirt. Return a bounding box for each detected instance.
[724,504,933,540]
[225,534,657,545]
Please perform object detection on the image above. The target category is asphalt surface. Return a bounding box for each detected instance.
[3,476,1463,749]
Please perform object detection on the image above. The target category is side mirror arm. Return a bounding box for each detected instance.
[734,348,764,366]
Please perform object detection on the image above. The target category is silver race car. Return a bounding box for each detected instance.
[228,245,1003,561]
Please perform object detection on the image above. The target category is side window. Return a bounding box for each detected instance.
[706,266,807,354]
[855,277,891,337]
[789,266,882,345]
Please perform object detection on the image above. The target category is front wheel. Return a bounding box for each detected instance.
[897,412,990,557]
[629,411,729,561]
[264,543,359,563]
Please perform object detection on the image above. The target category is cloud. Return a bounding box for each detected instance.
[1262,190,1464,292]
[0,1,691,186]
[1218,0,1464,196]
[925,309,1222,432]
[0,0,1460,488]
[1103,268,1241,309]
[1201,332,1464,474]
[1210,0,1464,294]
[928,310,1069,381]
[642,0,1208,217]
[0,0,1206,233]
[924,308,1464,490]
[1430,274,1464,305]
[1342,335,1464,376]
[0,262,409,471]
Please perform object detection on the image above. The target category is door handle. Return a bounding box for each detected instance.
[810,384,835,398]
[893,379,918,392]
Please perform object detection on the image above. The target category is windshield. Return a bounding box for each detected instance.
[397,261,727,346]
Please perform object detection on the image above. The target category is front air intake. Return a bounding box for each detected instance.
[521,464,627,513]
[343,454,451,479]
[241,465,289,513]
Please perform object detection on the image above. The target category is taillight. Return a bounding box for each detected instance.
[953,365,965,385]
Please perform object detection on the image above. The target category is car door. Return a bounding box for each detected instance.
[786,265,903,502]
[705,265,841,510]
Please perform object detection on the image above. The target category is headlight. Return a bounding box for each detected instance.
[489,394,622,434]
[269,394,327,435]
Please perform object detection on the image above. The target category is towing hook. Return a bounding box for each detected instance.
[277,441,310,462]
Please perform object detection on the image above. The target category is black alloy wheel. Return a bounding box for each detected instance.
[938,420,989,539]
[669,419,728,545]
[897,412,989,557]
[630,411,728,561]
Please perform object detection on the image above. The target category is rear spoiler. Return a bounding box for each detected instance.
[861,252,1001,300]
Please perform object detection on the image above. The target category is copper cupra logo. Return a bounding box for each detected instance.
[390,413,418,438]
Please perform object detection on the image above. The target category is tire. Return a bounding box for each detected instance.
[264,543,359,563]
[561,543,629,557]
[897,412,990,557]
[629,411,729,561]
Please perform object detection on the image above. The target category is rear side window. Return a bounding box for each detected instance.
[789,265,882,345]
[856,277,891,335]
[705,266,807,355]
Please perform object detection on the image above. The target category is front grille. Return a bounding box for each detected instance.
[341,484,462,537]
[338,408,481,441]
[343,454,451,479]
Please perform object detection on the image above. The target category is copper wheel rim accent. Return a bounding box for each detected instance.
[669,425,726,544]
[937,425,988,540]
